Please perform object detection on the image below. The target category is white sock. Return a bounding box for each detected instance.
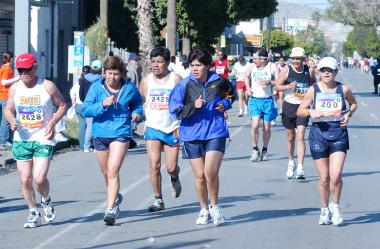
[41,195,50,203]
[29,207,39,213]
[297,164,303,170]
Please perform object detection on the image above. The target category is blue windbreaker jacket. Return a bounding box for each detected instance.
[82,78,143,138]
[169,71,235,141]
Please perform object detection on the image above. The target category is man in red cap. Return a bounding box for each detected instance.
[4,53,66,228]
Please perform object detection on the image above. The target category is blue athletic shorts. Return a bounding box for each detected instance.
[144,127,179,146]
[93,136,131,151]
[249,96,277,122]
[309,126,349,160]
[182,137,226,159]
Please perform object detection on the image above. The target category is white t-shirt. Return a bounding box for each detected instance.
[233,62,250,81]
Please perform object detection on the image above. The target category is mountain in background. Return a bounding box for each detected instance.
[275,1,352,45]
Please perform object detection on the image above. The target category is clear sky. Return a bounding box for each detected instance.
[279,0,329,10]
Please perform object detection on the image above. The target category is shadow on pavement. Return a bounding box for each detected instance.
[341,212,380,226]
[342,171,380,177]
[0,200,77,214]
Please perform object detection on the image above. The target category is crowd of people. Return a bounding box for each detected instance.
[1,45,360,229]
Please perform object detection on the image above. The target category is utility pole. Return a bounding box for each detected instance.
[167,0,176,56]
[100,0,108,30]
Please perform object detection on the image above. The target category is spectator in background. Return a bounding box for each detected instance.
[371,57,380,94]
[0,51,19,148]
[176,55,191,78]
[70,65,91,151]
[79,60,103,152]
[126,53,142,87]
[168,56,178,74]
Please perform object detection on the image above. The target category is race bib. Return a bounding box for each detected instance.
[18,105,44,128]
[149,88,171,110]
[291,82,310,100]
[315,93,342,119]
[216,66,225,74]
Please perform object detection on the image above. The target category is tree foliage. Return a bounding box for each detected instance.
[261,29,293,55]
[84,18,108,60]
[293,26,330,57]
[342,26,380,57]
[326,0,380,26]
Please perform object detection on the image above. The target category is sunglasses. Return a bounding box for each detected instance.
[319,67,335,73]
[17,68,33,74]
[291,57,303,61]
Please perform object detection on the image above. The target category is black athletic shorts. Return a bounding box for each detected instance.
[282,101,309,129]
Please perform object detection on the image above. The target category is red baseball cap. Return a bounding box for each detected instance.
[16,53,37,69]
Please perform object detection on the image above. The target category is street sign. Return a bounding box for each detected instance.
[244,34,263,47]
[73,31,84,75]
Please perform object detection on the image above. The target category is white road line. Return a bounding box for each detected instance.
[370,113,379,120]
[360,101,368,107]
[35,118,251,249]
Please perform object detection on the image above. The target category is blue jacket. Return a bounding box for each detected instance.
[169,71,235,141]
[82,78,143,138]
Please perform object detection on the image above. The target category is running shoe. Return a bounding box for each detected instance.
[270,120,276,125]
[250,149,260,162]
[243,106,248,115]
[170,175,182,198]
[329,202,343,226]
[24,211,41,228]
[261,149,268,161]
[238,110,243,117]
[148,198,165,212]
[104,206,119,226]
[209,205,225,225]
[196,208,211,225]
[318,207,331,225]
[296,168,306,180]
[286,161,296,179]
[41,197,56,223]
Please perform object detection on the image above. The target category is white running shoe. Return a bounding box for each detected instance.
[196,208,211,225]
[329,202,343,226]
[250,149,260,162]
[296,168,306,180]
[286,161,296,179]
[318,207,331,225]
[209,205,225,225]
[41,197,56,223]
[54,132,69,142]
[24,211,41,228]
[238,110,243,117]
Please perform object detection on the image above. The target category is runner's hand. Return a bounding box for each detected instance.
[102,96,115,107]
[309,109,322,119]
[195,95,206,108]
[287,81,296,90]
[259,79,270,87]
[215,103,225,112]
[10,119,19,131]
[131,114,140,122]
[340,112,350,127]
[44,123,55,140]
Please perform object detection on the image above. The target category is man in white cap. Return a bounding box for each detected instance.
[276,47,316,180]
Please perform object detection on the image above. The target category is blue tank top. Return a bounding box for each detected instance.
[312,81,347,133]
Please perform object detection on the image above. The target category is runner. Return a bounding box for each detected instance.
[82,56,143,225]
[169,48,235,226]
[139,47,182,212]
[244,48,279,162]
[212,50,230,79]
[297,56,357,226]
[275,47,316,179]
[233,56,250,117]
[4,53,66,228]
[0,52,19,147]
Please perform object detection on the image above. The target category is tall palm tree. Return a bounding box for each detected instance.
[137,0,154,75]
[167,0,176,56]
[100,0,108,29]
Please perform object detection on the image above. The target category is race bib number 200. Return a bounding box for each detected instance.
[315,93,342,117]
[18,105,44,128]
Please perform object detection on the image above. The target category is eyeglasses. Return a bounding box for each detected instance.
[319,67,335,73]
[17,68,33,75]
[291,57,303,61]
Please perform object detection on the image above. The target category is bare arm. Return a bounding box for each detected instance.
[44,80,67,139]
[297,87,315,117]
[244,64,253,94]
[139,76,148,104]
[339,85,357,126]
[275,65,294,92]
[4,83,18,131]
[270,63,280,85]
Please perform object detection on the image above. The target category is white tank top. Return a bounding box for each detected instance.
[13,79,55,145]
[250,62,273,98]
[234,62,250,81]
[144,72,180,133]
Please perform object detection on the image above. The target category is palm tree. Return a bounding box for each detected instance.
[311,11,322,28]
[167,0,176,56]
[137,0,154,75]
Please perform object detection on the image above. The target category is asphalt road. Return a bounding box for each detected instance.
[0,68,379,249]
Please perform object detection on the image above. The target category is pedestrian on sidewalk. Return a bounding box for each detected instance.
[169,48,235,226]
[82,56,143,226]
[139,47,183,212]
[297,56,357,226]
[4,53,66,228]
[371,57,380,95]
[0,51,19,148]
